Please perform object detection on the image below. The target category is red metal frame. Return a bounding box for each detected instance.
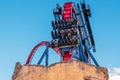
[62,2,74,21]
[63,51,72,61]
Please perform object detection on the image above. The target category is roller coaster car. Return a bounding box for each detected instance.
[51,3,80,49]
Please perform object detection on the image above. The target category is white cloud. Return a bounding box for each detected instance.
[109,67,120,80]
[113,68,120,74]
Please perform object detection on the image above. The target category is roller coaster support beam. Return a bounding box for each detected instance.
[45,43,50,66]
[77,27,88,63]
[81,2,96,52]
[38,42,50,66]
[85,46,99,67]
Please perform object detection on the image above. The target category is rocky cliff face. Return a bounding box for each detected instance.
[12,60,109,80]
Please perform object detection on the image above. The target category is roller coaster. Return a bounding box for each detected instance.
[26,1,99,67]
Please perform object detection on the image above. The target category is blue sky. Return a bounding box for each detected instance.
[0,0,120,80]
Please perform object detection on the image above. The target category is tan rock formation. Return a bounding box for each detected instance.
[12,60,109,80]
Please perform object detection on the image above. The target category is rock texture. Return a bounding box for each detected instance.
[12,60,109,80]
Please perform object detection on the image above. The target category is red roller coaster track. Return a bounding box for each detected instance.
[26,41,61,64]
